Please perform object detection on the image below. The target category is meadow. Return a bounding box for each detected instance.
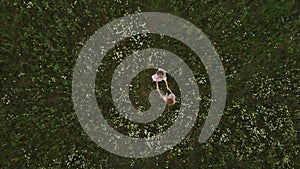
[1,0,299,168]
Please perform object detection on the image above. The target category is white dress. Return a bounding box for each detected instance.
[163,93,175,102]
[152,68,167,82]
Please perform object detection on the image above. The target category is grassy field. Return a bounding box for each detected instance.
[1,0,299,168]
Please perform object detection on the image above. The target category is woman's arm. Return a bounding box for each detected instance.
[156,80,164,99]
[164,80,172,93]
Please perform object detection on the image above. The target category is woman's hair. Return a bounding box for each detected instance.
[156,70,165,78]
[166,97,175,105]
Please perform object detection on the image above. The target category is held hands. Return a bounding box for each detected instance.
[157,79,172,93]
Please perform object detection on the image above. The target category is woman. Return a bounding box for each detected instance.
[152,68,167,82]
[156,79,176,106]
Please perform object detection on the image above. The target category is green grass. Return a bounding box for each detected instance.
[1,0,299,168]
